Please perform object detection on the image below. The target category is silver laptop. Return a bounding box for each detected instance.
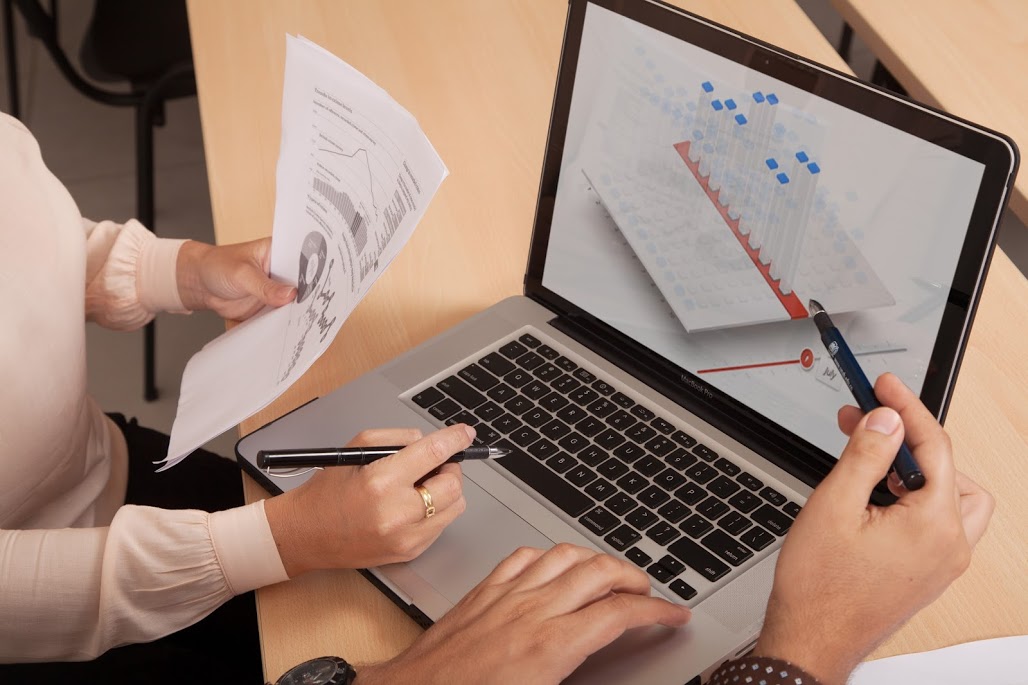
[237,0,1018,681]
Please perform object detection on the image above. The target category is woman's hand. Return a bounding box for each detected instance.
[359,544,691,685]
[264,424,473,577]
[176,238,296,321]
[753,373,994,684]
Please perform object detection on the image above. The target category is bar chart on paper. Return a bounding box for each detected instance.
[585,81,893,333]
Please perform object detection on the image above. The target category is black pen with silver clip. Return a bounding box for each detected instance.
[256,445,510,470]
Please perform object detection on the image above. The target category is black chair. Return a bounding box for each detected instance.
[2,0,196,401]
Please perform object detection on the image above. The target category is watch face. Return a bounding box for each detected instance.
[278,657,345,685]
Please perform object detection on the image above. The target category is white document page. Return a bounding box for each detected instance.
[851,636,1028,684]
[161,35,447,469]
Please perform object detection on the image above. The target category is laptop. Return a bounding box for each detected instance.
[237,0,1018,681]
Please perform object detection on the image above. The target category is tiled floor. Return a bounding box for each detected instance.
[1,2,1025,461]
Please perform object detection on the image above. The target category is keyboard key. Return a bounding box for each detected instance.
[585,478,616,500]
[476,426,502,444]
[500,340,528,359]
[487,383,517,403]
[541,419,571,440]
[685,462,717,484]
[692,443,718,462]
[651,417,675,435]
[504,396,534,416]
[558,432,588,453]
[514,352,543,371]
[578,445,608,467]
[536,344,559,360]
[740,526,776,551]
[647,563,674,583]
[605,525,641,551]
[727,490,762,514]
[592,380,615,396]
[595,429,626,451]
[671,430,697,448]
[540,392,569,412]
[718,511,753,536]
[617,472,648,494]
[527,438,559,460]
[522,407,552,428]
[518,333,541,348]
[497,451,592,517]
[479,352,515,377]
[438,376,486,409]
[509,426,540,447]
[606,494,637,516]
[533,363,562,382]
[565,465,596,487]
[613,442,645,464]
[575,416,605,438]
[657,500,690,524]
[630,405,655,421]
[492,413,523,433]
[523,380,552,400]
[552,374,581,394]
[668,537,731,582]
[646,522,681,546]
[445,410,478,427]
[664,448,697,470]
[657,554,686,576]
[701,529,754,567]
[760,487,788,506]
[707,475,741,499]
[586,398,617,418]
[546,452,578,473]
[696,497,730,521]
[572,368,597,384]
[598,458,629,480]
[679,514,713,539]
[783,501,802,518]
[644,435,676,457]
[638,485,671,509]
[569,387,599,406]
[752,504,794,536]
[611,392,635,409]
[736,472,763,491]
[626,423,657,445]
[412,387,444,408]
[556,404,588,424]
[503,369,533,388]
[626,507,658,530]
[579,507,619,535]
[670,579,698,600]
[554,356,578,372]
[675,483,706,506]
[635,455,665,477]
[606,410,637,431]
[428,398,461,421]
[459,363,499,391]
[654,468,688,491]
[713,458,740,476]
[475,401,503,422]
[626,546,651,567]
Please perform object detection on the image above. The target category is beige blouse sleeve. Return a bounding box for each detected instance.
[0,501,288,663]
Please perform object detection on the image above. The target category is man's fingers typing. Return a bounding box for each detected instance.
[511,543,601,592]
[557,593,691,665]
[545,554,653,615]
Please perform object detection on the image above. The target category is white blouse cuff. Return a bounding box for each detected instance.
[136,226,188,313]
[209,500,289,595]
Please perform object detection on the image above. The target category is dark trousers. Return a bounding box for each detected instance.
[0,415,264,684]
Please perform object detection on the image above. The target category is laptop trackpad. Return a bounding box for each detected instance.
[405,474,555,605]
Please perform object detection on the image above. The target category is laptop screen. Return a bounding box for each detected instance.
[537,2,1000,462]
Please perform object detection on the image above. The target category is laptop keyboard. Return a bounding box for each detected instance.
[408,330,803,602]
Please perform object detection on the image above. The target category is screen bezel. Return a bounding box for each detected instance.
[523,0,1019,488]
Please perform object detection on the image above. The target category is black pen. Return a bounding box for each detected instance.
[256,445,510,470]
[808,299,926,491]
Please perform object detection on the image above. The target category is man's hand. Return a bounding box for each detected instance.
[264,425,473,577]
[753,373,994,684]
[176,238,296,321]
[359,544,691,684]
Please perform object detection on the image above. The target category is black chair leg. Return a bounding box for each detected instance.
[838,22,854,63]
[136,101,158,401]
[2,0,20,118]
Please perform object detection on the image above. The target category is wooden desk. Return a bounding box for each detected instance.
[186,1,1028,680]
[832,0,1027,222]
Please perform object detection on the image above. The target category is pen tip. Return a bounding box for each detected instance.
[490,447,511,459]
[808,299,825,315]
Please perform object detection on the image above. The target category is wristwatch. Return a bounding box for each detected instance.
[270,656,357,685]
